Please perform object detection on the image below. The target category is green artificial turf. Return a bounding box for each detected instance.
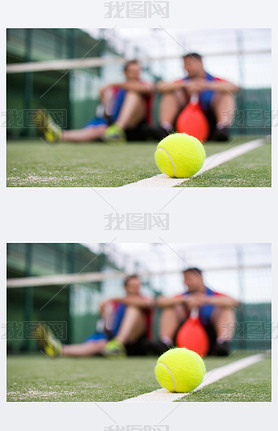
[6,136,270,187]
[7,141,158,187]
[181,139,271,187]
[181,357,271,402]
[7,355,158,402]
[7,351,271,402]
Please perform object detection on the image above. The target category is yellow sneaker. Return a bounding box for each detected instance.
[102,338,126,357]
[33,109,62,142]
[102,124,126,143]
[33,323,62,357]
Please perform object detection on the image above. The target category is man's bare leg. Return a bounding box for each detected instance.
[115,91,146,130]
[159,90,187,129]
[115,306,146,344]
[211,93,236,127]
[61,125,107,142]
[159,304,187,343]
[211,307,236,341]
[62,339,107,357]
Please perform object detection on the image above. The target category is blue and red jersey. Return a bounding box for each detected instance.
[110,84,153,124]
[178,286,226,326]
[84,296,153,343]
[178,72,225,111]
[84,81,153,128]
[105,299,153,339]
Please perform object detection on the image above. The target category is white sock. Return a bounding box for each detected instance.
[217,122,228,129]
[160,336,173,345]
[160,122,173,131]
[216,337,228,344]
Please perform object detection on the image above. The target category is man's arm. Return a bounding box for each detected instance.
[158,292,239,309]
[201,293,240,308]
[157,79,213,95]
[105,296,155,309]
[201,79,240,94]
[99,82,154,101]
[157,80,187,93]
[108,81,155,94]
[157,295,187,308]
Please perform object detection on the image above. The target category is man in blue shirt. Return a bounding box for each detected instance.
[157,53,239,141]
[157,267,239,355]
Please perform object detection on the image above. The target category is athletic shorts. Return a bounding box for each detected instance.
[84,332,150,356]
[83,117,150,142]
[83,117,108,128]
[124,119,150,141]
[125,333,150,356]
[83,332,108,342]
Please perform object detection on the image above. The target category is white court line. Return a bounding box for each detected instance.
[122,353,265,402]
[121,138,266,188]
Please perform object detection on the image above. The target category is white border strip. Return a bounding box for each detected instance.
[122,353,265,402]
[121,138,266,188]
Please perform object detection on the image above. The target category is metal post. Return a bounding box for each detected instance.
[23,29,33,138]
[236,30,246,135]
[66,29,75,129]
[99,244,107,293]
[66,243,76,343]
[23,244,33,351]
[236,244,246,349]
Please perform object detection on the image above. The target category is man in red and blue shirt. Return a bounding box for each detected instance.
[157,267,239,355]
[158,53,239,141]
[34,274,155,358]
[34,60,155,143]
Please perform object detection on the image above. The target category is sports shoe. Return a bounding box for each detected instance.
[212,125,230,142]
[102,338,126,357]
[142,125,171,141]
[141,339,171,356]
[213,340,230,356]
[33,109,62,142]
[102,124,126,143]
[33,323,62,357]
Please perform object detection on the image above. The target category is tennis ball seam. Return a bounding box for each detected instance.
[190,137,205,163]
[191,354,205,376]
[158,361,176,391]
[157,148,176,177]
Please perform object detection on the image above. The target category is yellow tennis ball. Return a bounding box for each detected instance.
[155,348,206,393]
[155,133,206,178]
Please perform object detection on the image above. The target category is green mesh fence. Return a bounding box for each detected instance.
[7,243,106,352]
